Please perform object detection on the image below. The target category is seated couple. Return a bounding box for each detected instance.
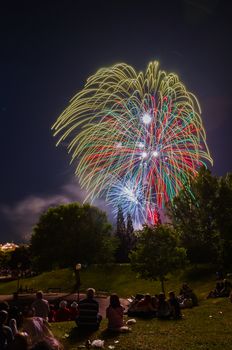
[76,288,131,332]
[207,279,232,299]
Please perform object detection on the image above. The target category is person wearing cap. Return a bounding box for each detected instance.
[76,288,102,330]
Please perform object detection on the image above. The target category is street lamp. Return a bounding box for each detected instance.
[17,263,22,293]
[75,263,82,302]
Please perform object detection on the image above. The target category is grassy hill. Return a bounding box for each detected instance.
[0,264,216,298]
[1,264,232,349]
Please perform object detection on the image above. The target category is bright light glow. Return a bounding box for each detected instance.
[137,142,145,149]
[142,151,148,158]
[124,187,137,203]
[153,151,159,157]
[115,142,122,148]
[142,112,152,124]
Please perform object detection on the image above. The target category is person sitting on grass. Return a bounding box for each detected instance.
[48,305,56,323]
[207,282,224,299]
[21,307,62,349]
[220,279,232,297]
[75,288,102,330]
[8,332,28,350]
[168,291,182,319]
[157,293,171,319]
[106,294,130,332]
[0,310,14,350]
[179,283,198,307]
[127,294,144,317]
[69,302,78,321]
[54,301,71,322]
[134,294,156,318]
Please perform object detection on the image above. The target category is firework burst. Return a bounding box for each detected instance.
[52,61,213,226]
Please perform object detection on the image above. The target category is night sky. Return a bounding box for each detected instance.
[1,0,232,242]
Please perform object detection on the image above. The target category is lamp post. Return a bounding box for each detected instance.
[17,263,22,293]
[75,263,82,303]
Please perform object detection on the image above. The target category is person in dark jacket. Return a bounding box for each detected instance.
[157,293,171,319]
[168,291,182,319]
[0,310,14,350]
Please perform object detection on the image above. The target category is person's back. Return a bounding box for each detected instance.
[157,293,171,319]
[106,294,124,330]
[168,291,181,319]
[22,307,61,349]
[55,301,71,322]
[8,333,28,350]
[0,310,13,350]
[32,291,50,320]
[179,283,192,298]
[221,279,232,297]
[69,302,78,321]
[106,294,130,333]
[179,283,198,306]
[76,288,102,330]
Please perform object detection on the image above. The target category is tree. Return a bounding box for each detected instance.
[116,205,126,237]
[8,245,31,271]
[216,173,232,268]
[169,167,222,265]
[115,205,128,262]
[31,203,117,272]
[126,212,136,251]
[130,224,186,293]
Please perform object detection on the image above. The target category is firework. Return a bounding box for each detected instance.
[52,61,213,226]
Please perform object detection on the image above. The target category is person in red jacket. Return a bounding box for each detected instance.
[69,302,78,321]
[55,301,71,322]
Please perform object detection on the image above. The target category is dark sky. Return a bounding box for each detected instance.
[0,0,231,242]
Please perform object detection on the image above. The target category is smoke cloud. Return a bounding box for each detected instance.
[0,178,112,243]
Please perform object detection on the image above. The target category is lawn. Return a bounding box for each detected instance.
[0,264,216,299]
[1,264,232,349]
[51,297,232,350]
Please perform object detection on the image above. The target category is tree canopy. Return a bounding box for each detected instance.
[169,168,232,268]
[31,203,117,271]
[130,224,186,292]
[115,206,136,262]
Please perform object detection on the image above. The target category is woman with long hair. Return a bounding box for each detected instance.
[106,294,130,332]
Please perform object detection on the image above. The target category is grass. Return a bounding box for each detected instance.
[0,264,216,299]
[1,265,232,349]
[51,297,232,350]
[0,269,74,294]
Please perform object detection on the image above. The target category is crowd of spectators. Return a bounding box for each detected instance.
[127,283,198,319]
[1,278,232,349]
